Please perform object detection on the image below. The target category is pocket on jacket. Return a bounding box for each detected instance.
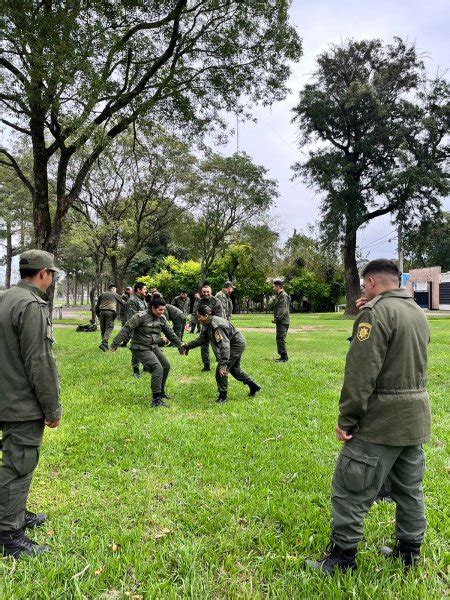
[340,447,379,493]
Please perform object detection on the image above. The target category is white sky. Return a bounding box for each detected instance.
[220,0,450,259]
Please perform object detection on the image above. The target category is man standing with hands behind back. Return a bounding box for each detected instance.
[0,250,62,558]
[306,259,431,575]
[272,279,290,362]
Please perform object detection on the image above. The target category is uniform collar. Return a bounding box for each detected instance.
[17,280,49,301]
[379,289,411,299]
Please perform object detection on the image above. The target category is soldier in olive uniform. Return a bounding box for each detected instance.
[307,259,431,575]
[183,305,260,403]
[189,292,202,333]
[215,281,234,321]
[95,284,127,351]
[111,297,183,407]
[0,250,62,558]
[196,286,224,372]
[119,286,133,326]
[171,291,191,318]
[272,279,290,362]
[125,282,148,377]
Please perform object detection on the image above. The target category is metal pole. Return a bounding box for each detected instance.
[398,223,404,284]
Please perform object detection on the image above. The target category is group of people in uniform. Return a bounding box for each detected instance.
[96,280,265,407]
[0,249,433,582]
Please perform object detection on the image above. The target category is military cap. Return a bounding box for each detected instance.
[224,281,234,288]
[19,249,60,273]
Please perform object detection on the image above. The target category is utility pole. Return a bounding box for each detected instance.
[397,223,404,284]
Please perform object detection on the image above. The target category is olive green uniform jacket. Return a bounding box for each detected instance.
[0,281,61,422]
[111,311,182,351]
[95,290,126,316]
[215,290,233,320]
[126,294,147,320]
[186,316,245,369]
[171,295,191,316]
[339,289,431,446]
[273,289,290,325]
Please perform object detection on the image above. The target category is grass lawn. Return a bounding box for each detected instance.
[1,314,448,598]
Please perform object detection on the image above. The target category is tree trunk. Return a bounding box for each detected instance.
[90,282,96,322]
[74,272,78,306]
[5,221,13,289]
[66,274,70,306]
[80,283,84,305]
[343,228,360,316]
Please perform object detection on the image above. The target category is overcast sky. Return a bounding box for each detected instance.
[220,0,450,259]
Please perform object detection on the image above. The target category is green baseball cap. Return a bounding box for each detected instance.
[19,249,60,273]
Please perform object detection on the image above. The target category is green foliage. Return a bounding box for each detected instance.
[139,256,201,298]
[404,212,450,271]
[1,316,447,597]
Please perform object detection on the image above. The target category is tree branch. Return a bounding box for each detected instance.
[0,149,34,193]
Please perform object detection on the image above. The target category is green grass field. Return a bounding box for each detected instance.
[1,314,448,599]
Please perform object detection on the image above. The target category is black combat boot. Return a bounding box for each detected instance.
[201,365,211,372]
[216,392,227,403]
[305,542,357,575]
[160,390,172,400]
[247,381,261,396]
[0,529,50,559]
[133,367,141,379]
[275,354,288,363]
[99,342,108,352]
[380,541,420,567]
[152,394,168,408]
[24,510,47,529]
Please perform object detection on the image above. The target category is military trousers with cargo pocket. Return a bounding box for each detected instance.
[131,346,170,395]
[275,323,289,357]
[331,437,426,550]
[0,419,45,531]
[216,338,252,394]
[99,310,116,345]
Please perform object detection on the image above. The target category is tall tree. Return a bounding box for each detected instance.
[0,0,301,259]
[403,213,450,272]
[292,39,449,315]
[190,152,278,282]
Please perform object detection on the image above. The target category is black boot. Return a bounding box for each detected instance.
[201,365,211,372]
[24,510,47,529]
[152,394,168,408]
[305,542,357,575]
[216,392,227,403]
[380,541,420,567]
[0,529,50,559]
[247,381,261,396]
[133,367,141,379]
[161,390,172,400]
[275,354,288,363]
[99,342,108,352]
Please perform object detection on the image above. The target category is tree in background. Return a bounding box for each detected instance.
[189,152,278,283]
[403,213,450,272]
[292,38,449,314]
[1,0,301,259]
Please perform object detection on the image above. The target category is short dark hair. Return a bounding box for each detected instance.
[19,267,41,279]
[197,305,212,316]
[152,291,162,299]
[273,279,283,287]
[134,282,145,292]
[150,298,166,309]
[108,284,116,290]
[362,259,399,279]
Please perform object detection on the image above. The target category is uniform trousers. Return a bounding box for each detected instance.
[0,420,45,531]
[275,323,289,357]
[331,437,426,549]
[215,338,252,394]
[99,310,116,344]
[131,346,170,395]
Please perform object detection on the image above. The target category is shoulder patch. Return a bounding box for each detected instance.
[214,328,223,343]
[357,322,372,342]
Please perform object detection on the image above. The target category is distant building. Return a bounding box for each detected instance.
[403,266,450,310]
